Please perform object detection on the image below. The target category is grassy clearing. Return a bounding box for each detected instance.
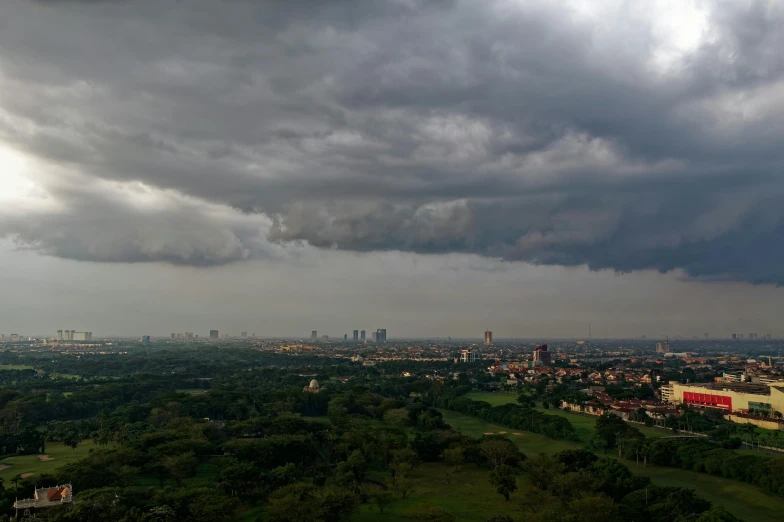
[0,364,35,371]
[629,464,784,522]
[440,409,784,522]
[0,440,92,482]
[302,415,330,423]
[353,462,526,522]
[465,391,668,440]
[465,391,518,406]
[235,506,265,522]
[439,409,580,455]
[175,388,209,395]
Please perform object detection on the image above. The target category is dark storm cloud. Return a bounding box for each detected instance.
[2,0,784,282]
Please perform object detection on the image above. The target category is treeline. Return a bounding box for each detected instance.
[528,449,742,522]
[590,412,784,497]
[432,396,579,441]
[644,438,784,496]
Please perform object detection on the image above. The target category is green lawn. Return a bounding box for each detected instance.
[630,464,784,522]
[465,391,518,406]
[465,392,669,441]
[439,409,580,455]
[0,440,93,482]
[235,506,265,522]
[175,388,209,395]
[440,409,784,522]
[353,462,531,522]
[0,364,35,370]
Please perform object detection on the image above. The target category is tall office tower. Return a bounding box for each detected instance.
[210,330,219,340]
[360,330,366,341]
[372,331,378,342]
[57,330,63,340]
[87,332,93,341]
[533,344,552,365]
[460,349,478,363]
[312,330,318,339]
[70,330,76,341]
[241,332,248,338]
[376,329,387,342]
[142,335,151,344]
[353,330,359,341]
[655,341,670,353]
[344,334,348,341]
[484,331,493,345]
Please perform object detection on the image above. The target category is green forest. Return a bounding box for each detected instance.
[1,347,783,521]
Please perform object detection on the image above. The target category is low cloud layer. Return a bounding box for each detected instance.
[1,0,784,282]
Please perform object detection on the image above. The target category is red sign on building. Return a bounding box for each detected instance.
[683,391,732,412]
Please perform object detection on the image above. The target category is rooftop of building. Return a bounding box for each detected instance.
[675,382,777,395]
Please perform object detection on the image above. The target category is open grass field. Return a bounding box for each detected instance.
[0,440,93,482]
[235,506,265,522]
[629,464,784,522]
[175,388,209,395]
[439,409,580,455]
[465,391,518,406]
[440,409,784,522]
[353,462,528,522]
[0,364,35,371]
[465,391,670,440]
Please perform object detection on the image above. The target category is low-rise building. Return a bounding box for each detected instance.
[14,484,73,518]
[661,381,784,415]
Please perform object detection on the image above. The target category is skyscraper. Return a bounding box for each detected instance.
[732,333,737,340]
[533,344,552,366]
[360,330,366,341]
[460,349,478,363]
[312,330,318,339]
[210,330,219,340]
[142,335,151,344]
[376,329,387,342]
[343,334,348,341]
[656,342,670,353]
[484,331,493,345]
[353,330,359,341]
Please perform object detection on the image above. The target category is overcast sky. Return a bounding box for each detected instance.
[1,0,784,339]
